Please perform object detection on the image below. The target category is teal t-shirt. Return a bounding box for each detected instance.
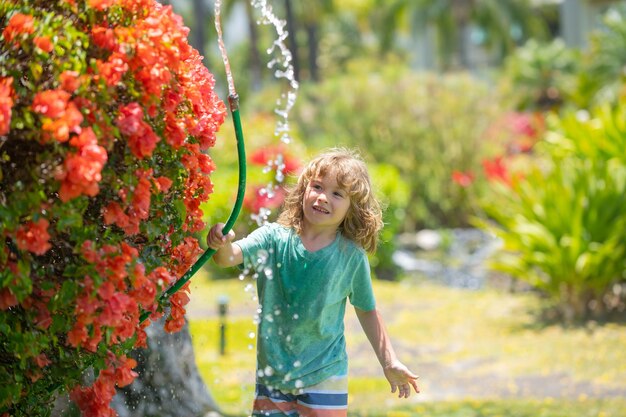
[235,222,376,391]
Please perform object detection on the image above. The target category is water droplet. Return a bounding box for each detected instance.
[248,331,255,339]
[292,314,299,320]
[264,366,274,376]
[293,360,301,367]
[295,380,304,388]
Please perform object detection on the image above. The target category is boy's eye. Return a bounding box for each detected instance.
[334,191,344,198]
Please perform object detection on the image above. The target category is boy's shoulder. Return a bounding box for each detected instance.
[337,232,367,257]
[258,222,293,239]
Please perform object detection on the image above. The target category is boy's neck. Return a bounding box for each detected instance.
[299,224,337,252]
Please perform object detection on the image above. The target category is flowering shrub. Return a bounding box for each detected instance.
[0,0,225,415]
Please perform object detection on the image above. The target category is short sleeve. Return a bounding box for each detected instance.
[234,223,275,271]
[348,251,376,311]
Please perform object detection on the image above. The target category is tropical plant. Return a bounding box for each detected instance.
[477,102,626,321]
[502,38,579,111]
[574,5,626,108]
[0,0,225,415]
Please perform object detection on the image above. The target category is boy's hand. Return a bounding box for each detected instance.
[207,223,235,250]
[383,360,419,398]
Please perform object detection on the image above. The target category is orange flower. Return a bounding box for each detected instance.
[114,356,138,387]
[59,70,81,93]
[0,77,14,136]
[154,176,173,192]
[88,0,115,11]
[96,52,128,86]
[15,218,52,255]
[57,130,108,201]
[2,13,34,44]
[34,353,52,368]
[0,288,18,310]
[103,201,129,229]
[33,36,53,53]
[41,102,83,142]
[32,89,70,119]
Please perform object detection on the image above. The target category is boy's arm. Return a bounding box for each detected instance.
[207,223,243,268]
[354,307,420,398]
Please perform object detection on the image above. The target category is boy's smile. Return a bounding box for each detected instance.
[303,174,350,233]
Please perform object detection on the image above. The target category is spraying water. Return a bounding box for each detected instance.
[214,0,236,97]
[248,0,301,226]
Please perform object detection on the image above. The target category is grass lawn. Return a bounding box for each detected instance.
[187,272,626,417]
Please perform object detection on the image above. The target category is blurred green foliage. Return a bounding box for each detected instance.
[575,5,626,108]
[502,38,579,111]
[294,59,505,231]
[477,102,626,321]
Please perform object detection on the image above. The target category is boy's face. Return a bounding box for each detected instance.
[302,173,351,233]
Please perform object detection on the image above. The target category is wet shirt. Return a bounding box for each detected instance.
[235,223,376,391]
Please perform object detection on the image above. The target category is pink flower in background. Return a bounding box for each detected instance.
[452,170,475,187]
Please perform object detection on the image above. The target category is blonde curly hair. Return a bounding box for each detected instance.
[277,148,383,253]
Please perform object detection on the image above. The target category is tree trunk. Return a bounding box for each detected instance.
[284,0,300,82]
[305,23,319,82]
[245,0,263,91]
[111,317,221,417]
[191,0,209,67]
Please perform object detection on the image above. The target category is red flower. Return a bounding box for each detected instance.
[154,176,173,192]
[250,145,301,175]
[33,36,53,53]
[2,13,35,44]
[88,0,115,10]
[0,288,18,310]
[244,185,286,214]
[59,70,81,93]
[91,25,116,51]
[0,77,14,136]
[128,127,159,159]
[96,52,129,87]
[15,218,52,255]
[32,90,70,119]
[114,356,138,387]
[482,157,511,186]
[57,130,108,201]
[34,353,52,368]
[452,170,475,187]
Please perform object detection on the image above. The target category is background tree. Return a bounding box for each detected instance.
[374,0,547,70]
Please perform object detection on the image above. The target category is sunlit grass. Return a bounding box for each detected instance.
[349,398,626,417]
[187,271,626,416]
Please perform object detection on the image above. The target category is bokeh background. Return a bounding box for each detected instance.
[171,1,626,416]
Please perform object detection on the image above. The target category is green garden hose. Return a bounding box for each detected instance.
[139,94,246,324]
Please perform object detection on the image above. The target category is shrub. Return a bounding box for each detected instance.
[477,102,626,321]
[294,62,507,231]
[0,0,225,415]
[501,38,579,111]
